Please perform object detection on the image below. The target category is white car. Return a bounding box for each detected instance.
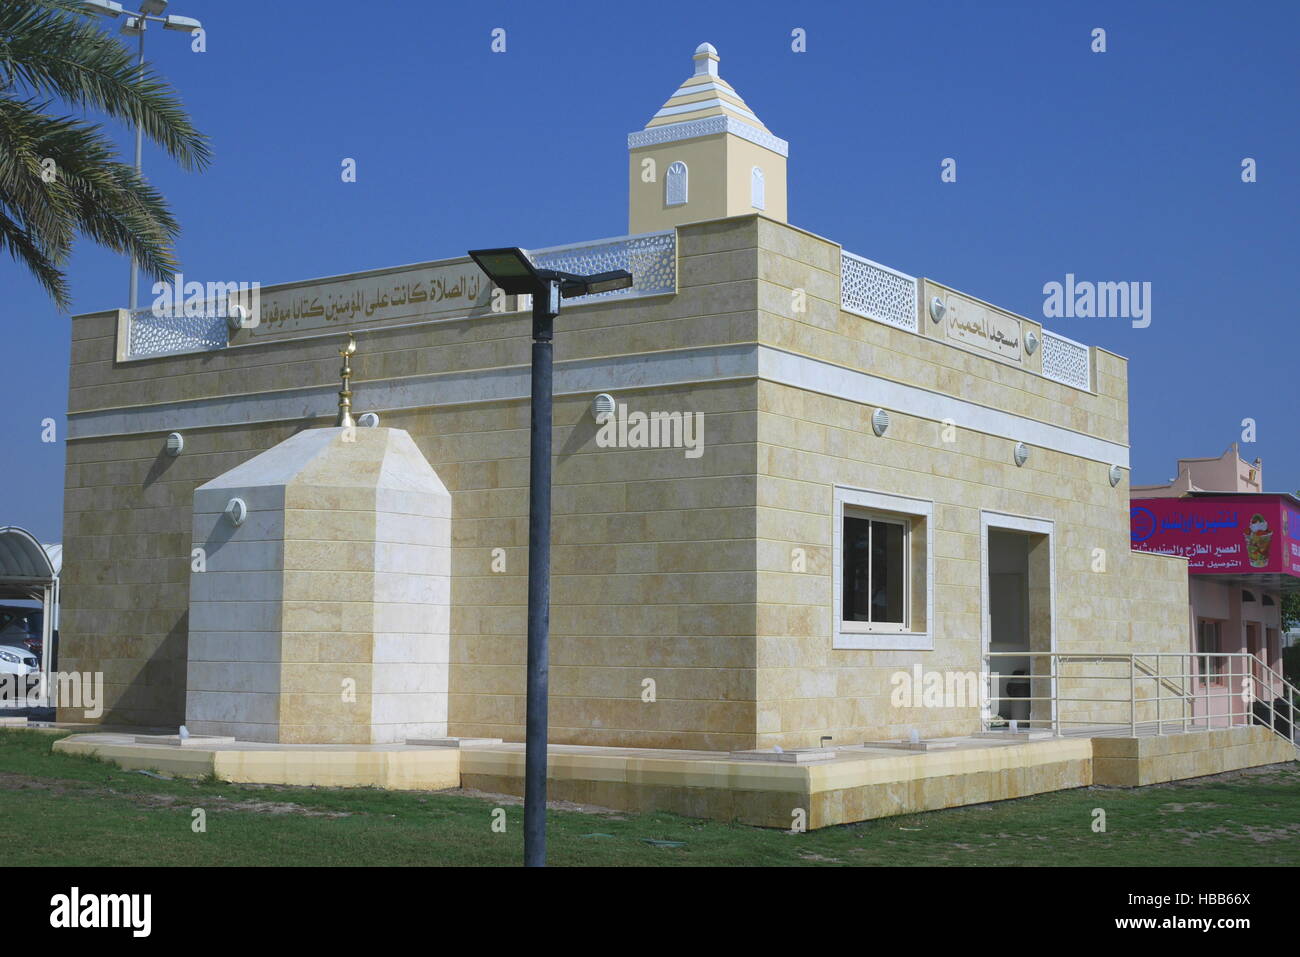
[0,643,37,676]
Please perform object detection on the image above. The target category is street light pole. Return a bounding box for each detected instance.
[82,0,204,312]
[128,24,144,313]
[467,248,632,867]
[524,279,560,867]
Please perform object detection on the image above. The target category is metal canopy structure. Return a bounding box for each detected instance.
[0,527,60,600]
[0,527,61,697]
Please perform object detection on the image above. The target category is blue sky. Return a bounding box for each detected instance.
[5,0,1298,543]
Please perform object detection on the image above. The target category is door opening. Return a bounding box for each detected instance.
[987,528,1052,728]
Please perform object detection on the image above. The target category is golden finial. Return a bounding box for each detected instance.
[336,333,357,428]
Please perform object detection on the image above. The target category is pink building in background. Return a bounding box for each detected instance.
[1131,444,1299,724]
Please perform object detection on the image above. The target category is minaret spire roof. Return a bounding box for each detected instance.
[641,42,773,134]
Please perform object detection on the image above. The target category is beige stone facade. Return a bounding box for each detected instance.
[59,210,1192,750]
[57,43,1197,754]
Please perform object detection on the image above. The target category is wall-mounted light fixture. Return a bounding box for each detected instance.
[929,297,947,323]
[358,412,380,428]
[1025,330,1039,355]
[165,432,184,456]
[1109,465,1123,487]
[223,303,250,332]
[1014,442,1030,467]
[224,497,247,527]
[872,408,890,437]
[592,393,616,420]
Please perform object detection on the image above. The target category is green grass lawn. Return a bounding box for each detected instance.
[2,729,1297,866]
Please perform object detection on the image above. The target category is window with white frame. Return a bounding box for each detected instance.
[833,487,932,650]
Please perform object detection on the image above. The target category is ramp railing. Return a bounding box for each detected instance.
[983,651,1298,753]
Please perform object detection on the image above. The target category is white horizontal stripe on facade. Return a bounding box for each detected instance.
[666,81,738,99]
[756,347,1128,467]
[66,343,1128,466]
[66,344,758,440]
[652,99,762,122]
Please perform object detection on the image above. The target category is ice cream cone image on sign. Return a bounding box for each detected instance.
[1244,513,1273,568]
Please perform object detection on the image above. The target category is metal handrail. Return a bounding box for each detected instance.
[1249,654,1300,746]
[983,651,1298,752]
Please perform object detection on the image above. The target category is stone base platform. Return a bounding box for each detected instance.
[37,724,1295,830]
[133,734,237,748]
[1091,726,1295,786]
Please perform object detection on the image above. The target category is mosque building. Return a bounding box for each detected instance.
[54,45,1293,824]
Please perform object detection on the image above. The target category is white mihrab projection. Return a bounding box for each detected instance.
[185,426,450,744]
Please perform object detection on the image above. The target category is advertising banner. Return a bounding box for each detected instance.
[1130,496,1300,576]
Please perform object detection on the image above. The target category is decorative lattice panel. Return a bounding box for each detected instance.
[841,251,918,332]
[1041,330,1092,391]
[530,231,676,300]
[128,309,228,359]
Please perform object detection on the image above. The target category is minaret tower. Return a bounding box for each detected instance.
[627,43,788,234]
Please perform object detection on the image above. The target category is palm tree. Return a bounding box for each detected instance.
[0,0,209,310]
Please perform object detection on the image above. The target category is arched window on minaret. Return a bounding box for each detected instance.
[666,161,688,206]
[751,166,765,210]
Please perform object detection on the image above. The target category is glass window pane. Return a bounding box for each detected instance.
[1197,620,1223,677]
[843,516,872,621]
[871,520,906,624]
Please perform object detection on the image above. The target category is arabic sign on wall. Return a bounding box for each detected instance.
[1130,496,1300,577]
[943,291,1023,361]
[246,260,492,339]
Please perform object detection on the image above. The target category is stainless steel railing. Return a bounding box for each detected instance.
[983,651,1298,751]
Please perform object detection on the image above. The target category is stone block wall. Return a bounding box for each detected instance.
[749,218,1190,748]
[186,427,450,744]
[60,214,1193,750]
